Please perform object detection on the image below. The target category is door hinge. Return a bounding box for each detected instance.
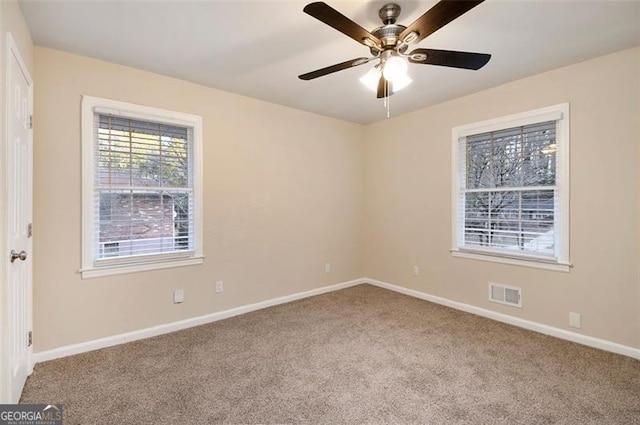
[27,331,32,347]
[27,223,33,238]
[28,115,33,129]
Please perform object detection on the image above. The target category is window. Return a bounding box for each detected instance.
[81,96,203,278]
[451,104,570,272]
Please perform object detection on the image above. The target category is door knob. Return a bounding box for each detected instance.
[10,250,27,263]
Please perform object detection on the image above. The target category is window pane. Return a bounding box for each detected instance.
[490,129,522,187]
[97,189,191,259]
[97,115,188,188]
[521,123,556,186]
[463,189,555,256]
[94,114,193,261]
[466,121,556,189]
[466,136,493,188]
[464,192,491,246]
[172,192,192,250]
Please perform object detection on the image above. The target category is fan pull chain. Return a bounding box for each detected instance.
[386,80,390,118]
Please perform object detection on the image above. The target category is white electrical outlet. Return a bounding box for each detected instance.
[325,262,331,273]
[215,281,224,293]
[412,266,419,276]
[569,312,581,328]
[173,289,184,304]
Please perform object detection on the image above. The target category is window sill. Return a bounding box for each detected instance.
[80,256,204,279]
[450,249,571,273]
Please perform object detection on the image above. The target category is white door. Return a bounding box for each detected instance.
[6,34,33,403]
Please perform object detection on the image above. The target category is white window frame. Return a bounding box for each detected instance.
[451,103,570,272]
[81,96,203,278]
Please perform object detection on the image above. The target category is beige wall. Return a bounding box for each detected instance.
[33,47,364,351]
[32,43,640,353]
[363,47,640,349]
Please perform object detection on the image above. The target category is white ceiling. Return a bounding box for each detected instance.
[19,0,640,124]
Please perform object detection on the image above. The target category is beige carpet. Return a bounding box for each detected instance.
[21,284,640,424]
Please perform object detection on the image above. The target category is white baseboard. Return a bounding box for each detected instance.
[34,277,639,363]
[364,278,640,360]
[34,278,365,363]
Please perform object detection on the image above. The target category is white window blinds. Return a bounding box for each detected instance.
[457,120,558,258]
[94,114,194,262]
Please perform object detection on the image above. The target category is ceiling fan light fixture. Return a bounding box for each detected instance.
[391,73,413,91]
[359,65,382,91]
[360,63,412,93]
[382,55,408,83]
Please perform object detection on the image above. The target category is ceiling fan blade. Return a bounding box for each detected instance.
[399,0,485,45]
[376,76,394,99]
[408,48,491,70]
[298,57,372,80]
[304,2,382,48]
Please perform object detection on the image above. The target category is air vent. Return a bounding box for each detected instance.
[489,282,522,308]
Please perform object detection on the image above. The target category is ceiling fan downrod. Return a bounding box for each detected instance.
[379,3,401,25]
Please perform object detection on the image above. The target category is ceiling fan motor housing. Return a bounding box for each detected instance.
[372,3,408,54]
[379,3,401,24]
[372,24,406,48]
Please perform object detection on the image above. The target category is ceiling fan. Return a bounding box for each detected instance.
[298,0,491,99]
